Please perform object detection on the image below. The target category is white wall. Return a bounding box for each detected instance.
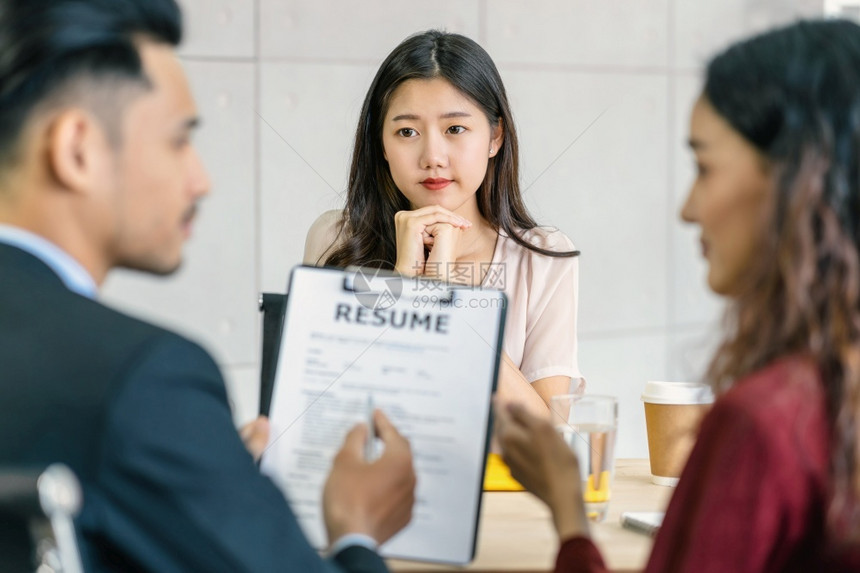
[101,0,823,458]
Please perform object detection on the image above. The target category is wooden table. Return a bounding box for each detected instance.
[388,459,672,573]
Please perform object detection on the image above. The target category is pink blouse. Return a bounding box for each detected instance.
[484,227,581,383]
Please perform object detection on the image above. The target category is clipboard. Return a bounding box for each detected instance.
[260,265,507,565]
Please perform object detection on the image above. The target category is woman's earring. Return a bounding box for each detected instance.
[489,147,494,156]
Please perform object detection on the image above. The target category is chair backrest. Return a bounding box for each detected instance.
[0,463,84,573]
[258,292,288,417]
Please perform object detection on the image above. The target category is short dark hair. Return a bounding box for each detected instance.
[0,0,182,162]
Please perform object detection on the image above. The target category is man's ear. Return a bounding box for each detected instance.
[489,120,504,158]
[45,109,110,195]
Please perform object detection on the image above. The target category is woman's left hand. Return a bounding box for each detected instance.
[422,222,464,280]
[393,206,471,277]
[494,398,591,541]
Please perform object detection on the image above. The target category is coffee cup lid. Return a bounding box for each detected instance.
[641,381,714,405]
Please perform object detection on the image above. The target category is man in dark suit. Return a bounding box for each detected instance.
[0,0,416,571]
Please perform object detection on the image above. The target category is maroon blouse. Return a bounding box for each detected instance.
[555,356,860,572]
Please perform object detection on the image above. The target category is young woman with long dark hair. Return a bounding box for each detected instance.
[497,19,860,571]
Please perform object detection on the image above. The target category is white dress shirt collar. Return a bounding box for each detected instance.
[0,224,97,299]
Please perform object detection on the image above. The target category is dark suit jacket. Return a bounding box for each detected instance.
[0,243,388,572]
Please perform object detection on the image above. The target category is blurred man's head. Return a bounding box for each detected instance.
[0,0,209,283]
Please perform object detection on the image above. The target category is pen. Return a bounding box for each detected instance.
[364,393,375,462]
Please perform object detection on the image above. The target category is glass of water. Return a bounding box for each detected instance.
[550,394,618,522]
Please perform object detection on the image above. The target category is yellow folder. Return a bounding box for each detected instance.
[483,453,525,491]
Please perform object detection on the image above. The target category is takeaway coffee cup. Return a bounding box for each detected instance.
[641,381,714,486]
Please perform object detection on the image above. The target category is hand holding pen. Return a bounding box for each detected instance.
[322,408,417,546]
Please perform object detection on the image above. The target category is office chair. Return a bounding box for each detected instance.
[258,292,287,417]
[0,463,84,573]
